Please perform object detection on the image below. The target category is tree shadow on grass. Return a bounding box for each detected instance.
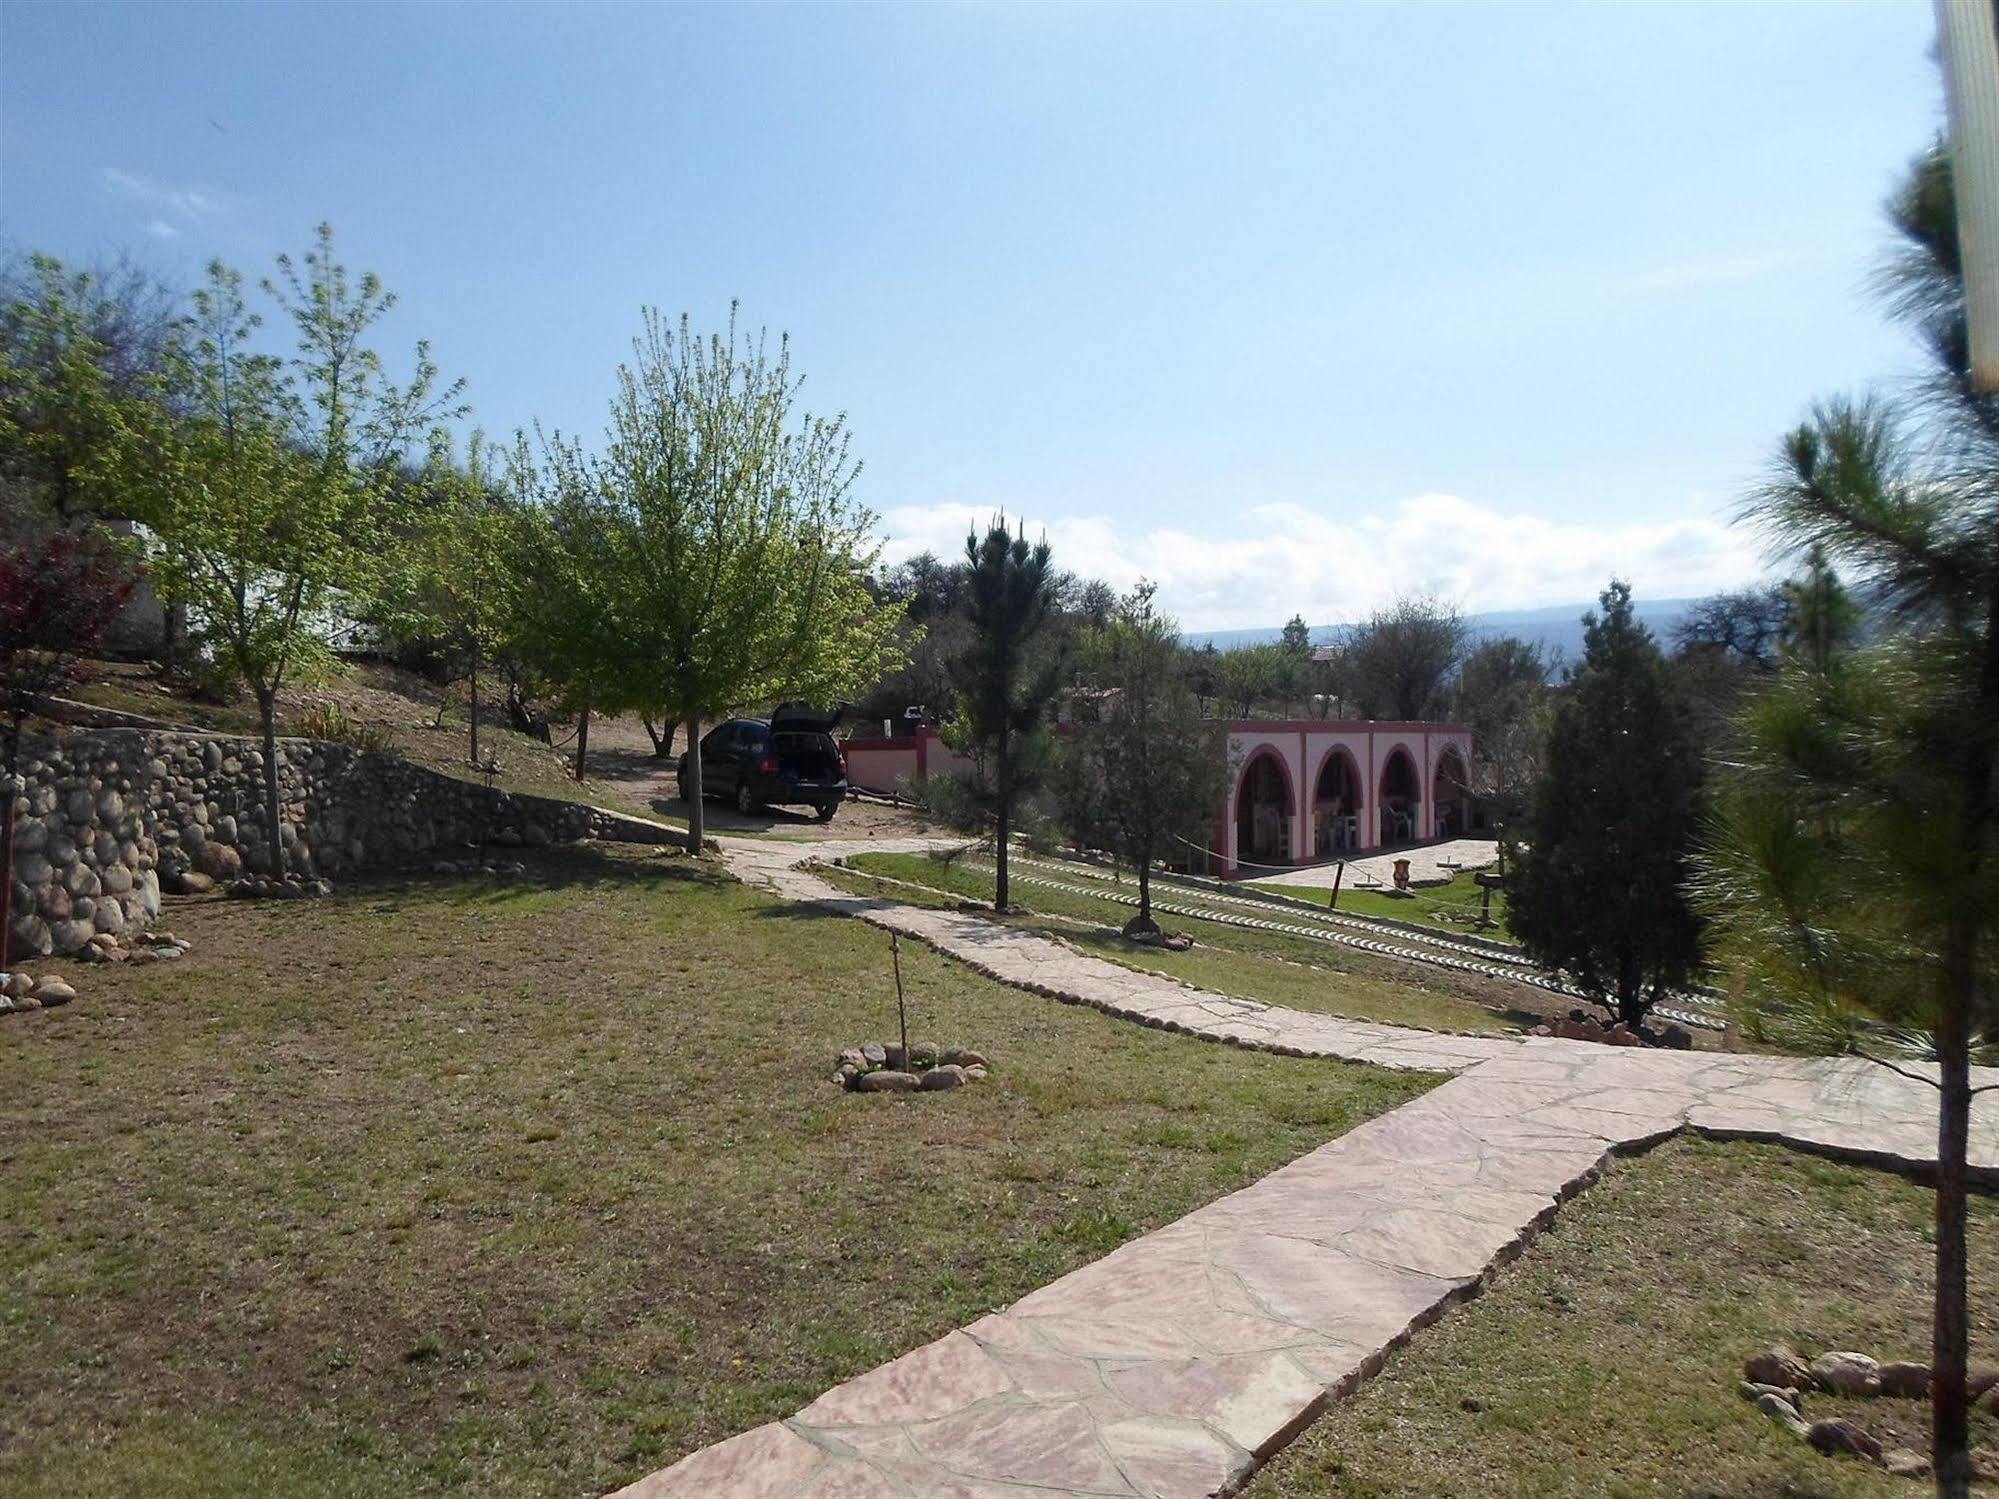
[344,842,730,907]
[750,895,889,924]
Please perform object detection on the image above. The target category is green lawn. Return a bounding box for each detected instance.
[1249,865,1511,939]
[823,852,1530,1034]
[0,847,1431,1498]
[1246,1135,1999,1498]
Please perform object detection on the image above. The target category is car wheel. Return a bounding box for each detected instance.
[735,779,757,815]
[815,800,838,823]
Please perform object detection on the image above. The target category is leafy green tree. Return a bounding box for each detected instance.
[386,432,518,767]
[0,256,117,527]
[1280,612,1313,656]
[1213,642,1294,717]
[949,517,1061,909]
[1509,581,1703,1029]
[113,233,456,875]
[0,253,180,528]
[521,306,904,850]
[1453,634,1550,821]
[109,265,364,875]
[505,472,627,781]
[1064,584,1226,932]
[264,223,464,479]
[1345,596,1465,720]
[1700,141,1999,1494]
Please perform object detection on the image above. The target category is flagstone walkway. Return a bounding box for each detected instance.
[610,839,1999,1499]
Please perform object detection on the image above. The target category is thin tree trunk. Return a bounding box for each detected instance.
[994,728,1010,911]
[468,646,481,768]
[685,713,705,854]
[1137,857,1152,931]
[643,717,677,759]
[574,701,590,782]
[1935,585,1999,1496]
[1933,984,1974,1499]
[162,601,188,668]
[257,686,285,879]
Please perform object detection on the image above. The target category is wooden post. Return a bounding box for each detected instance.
[1328,859,1344,911]
[890,931,909,1070]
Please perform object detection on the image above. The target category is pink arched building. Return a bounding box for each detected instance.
[839,715,1477,881]
[1217,719,1476,878]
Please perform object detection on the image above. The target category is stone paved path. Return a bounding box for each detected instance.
[611,839,1999,1499]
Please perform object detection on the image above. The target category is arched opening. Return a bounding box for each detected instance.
[1378,747,1420,845]
[1432,746,1473,839]
[1310,747,1361,857]
[1234,750,1294,869]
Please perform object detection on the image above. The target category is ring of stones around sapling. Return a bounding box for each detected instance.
[831,1041,990,1093]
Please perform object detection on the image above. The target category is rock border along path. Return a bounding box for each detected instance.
[611,838,1999,1499]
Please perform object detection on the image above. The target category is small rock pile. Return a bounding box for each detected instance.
[77,928,192,964]
[832,1041,990,1093]
[1123,926,1195,951]
[225,875,334,900]
[1741,1344,1999,1479]
[1531,1009,1694,1050]
[0,970,77,1015]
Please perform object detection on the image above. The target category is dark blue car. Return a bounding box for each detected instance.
[677,703,847,821]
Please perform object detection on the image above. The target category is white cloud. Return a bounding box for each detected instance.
[103,167,226,229]
[145,219,180,240]
[875,493,1766,631]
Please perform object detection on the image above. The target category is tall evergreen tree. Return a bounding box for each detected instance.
[950,518,1060,910]
[1700,140,1999,1496]
[1509,580,1704,1028]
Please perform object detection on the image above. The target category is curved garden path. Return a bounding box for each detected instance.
[611,837,1999,1499]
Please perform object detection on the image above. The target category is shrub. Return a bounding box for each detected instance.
[294,701,395,753]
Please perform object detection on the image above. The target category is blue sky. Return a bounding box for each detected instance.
[1,1,1943,629]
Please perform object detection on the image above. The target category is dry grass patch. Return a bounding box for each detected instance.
[0,846,1430,1497]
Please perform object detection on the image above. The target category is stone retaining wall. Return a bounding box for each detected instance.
[8,728,679,958]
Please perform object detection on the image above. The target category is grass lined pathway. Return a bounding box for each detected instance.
[615,836,1999,1499]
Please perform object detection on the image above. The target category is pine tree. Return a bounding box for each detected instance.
[1509,580,1704,1029]
[1700,140,1999,1496]
[950,518,1060,910]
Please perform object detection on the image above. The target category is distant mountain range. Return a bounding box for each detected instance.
[1185,598,1701,669]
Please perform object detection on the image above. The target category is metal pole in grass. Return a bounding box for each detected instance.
[890,931,910,1071]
